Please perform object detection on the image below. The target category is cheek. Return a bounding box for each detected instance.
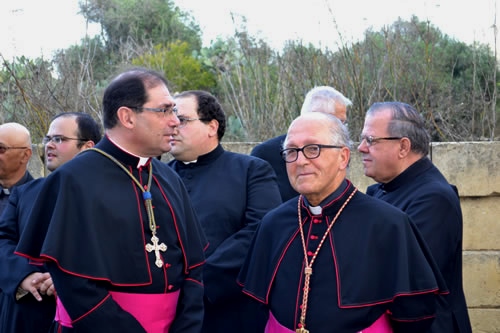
[285,162,295,173]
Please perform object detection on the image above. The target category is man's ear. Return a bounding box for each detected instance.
[207,119,219,138]
[398,137,411,158]
[339,146,351,170]
[22,147,33,164]
[81,140,96,150]
[117,106,136,129]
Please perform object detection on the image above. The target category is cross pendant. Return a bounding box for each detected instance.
[296,327,309,333]
[145,235,167,268]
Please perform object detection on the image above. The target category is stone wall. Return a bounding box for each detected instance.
[28,141,500,332]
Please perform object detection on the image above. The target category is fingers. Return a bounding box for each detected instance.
[20,272,55,301]
[38,277,55,296]
[30,287,43,302]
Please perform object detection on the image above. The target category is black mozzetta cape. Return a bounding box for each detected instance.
[238,180,448,333]
[15,136,207,332]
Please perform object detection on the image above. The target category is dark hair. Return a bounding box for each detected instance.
[51,112,102,148]
[367,102,430,155]
[102,67,169,129]
[175,90,226,140]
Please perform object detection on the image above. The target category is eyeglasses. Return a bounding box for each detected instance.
[177,116,210,128]
[359,135,402,146]
[42,135,85,145]
[131,105,177,116]
[280,144,343,163]
[0,146,28,154]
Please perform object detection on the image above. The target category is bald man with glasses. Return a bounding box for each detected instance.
[0,123,33,215]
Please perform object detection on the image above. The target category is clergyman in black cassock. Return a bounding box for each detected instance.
[169,90,282,332]
[15,68,207,333]
[360,101,472,333]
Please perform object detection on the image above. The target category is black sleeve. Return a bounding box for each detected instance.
[390,293,436,333]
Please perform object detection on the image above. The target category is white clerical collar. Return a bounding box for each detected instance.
[107,136,150,168]
[182,160,197,164]
[308,205,322,215]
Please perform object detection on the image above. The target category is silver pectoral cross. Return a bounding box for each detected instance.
[145,235,167,268]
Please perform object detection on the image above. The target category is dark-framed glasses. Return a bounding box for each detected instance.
[359,135,402,146]
[0,146,28,154]
[42,135,85,145]
[280,144,343,163]
[177,115,210,128]
[131,105,177,116]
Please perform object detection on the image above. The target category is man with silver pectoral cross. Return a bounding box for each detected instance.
[238,112,448,333]
[15,68,207,333]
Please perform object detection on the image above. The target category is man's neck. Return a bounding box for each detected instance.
[0,171,26,189]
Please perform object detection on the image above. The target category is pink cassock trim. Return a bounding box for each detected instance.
[358,313,392,333]
[55,291,180,333]
[55,297,73,327]
[265,311,393,333]
[264,311,293,333]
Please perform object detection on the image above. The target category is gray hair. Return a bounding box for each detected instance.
[366,102,430,156]
[300,86,352,115]
[284,113,352,150]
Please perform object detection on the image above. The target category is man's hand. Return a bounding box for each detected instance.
[19,272,56,301]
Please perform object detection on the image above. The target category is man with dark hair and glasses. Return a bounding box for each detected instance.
[238,111,448,332]
[168,90,281,333]
[0,112,101,333]
[15,68,207,332]
[358,101,472,333]
[0,122,33,215]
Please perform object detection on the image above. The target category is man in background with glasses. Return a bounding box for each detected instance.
[251,86,352,202]
[239,111,448,332]
[15,68,208,332]
[358,101,472,333]
[0,112,101,333]
[0,123,33,215]
[168,90,282,333]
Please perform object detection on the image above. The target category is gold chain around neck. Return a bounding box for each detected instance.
[296,188,357,333]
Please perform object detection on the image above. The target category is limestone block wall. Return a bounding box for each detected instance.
[431,142,500,333]
[27,141,500,332]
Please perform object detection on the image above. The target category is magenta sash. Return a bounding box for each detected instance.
[55,297,73,327]
[264,311,294,333]
[55,291,180,333]
[265,311,393,333]
[358,313,392,333]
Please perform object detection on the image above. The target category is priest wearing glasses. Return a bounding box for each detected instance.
[15,68,207,333]
[238,112,447,333]
[0,123,33,215]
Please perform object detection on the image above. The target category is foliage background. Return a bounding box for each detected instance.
[1,0,498,143]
